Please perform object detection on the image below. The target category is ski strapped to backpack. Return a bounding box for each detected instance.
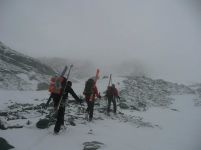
[94,68,100,86]
[55,64,73,112]
[48,66,68,95]
[108,74,112,87]
[91,68,100,100]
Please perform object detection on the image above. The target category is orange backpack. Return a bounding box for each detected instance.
[48,76,65,95]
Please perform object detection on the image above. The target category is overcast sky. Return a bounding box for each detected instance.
[0,0,201,84]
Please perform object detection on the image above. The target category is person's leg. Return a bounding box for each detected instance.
[85,96,90,113]
[53,95,60,110]
[89,101,94,121]
[86,101,90,112]
[60,107,65,125]
[107,98,112,114]
[85,100,90,120]
[54,107,63,133]
[112,98,117,114]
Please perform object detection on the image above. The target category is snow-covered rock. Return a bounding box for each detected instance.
[120,76,195,109]
[189,83,201,106]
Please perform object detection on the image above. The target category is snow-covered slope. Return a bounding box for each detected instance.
[189,83,201,106]
[0,41,56,90]
[0,75,201,150]
[119,76,195,110]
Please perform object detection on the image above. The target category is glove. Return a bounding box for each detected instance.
[42,103,48,109]
[116,96,120,102]
[80,102,85,107]
[78,99,84,105]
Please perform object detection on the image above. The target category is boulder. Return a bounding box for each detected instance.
[36,119,49,129]
[83,141,104,150]
[119,103,129,109]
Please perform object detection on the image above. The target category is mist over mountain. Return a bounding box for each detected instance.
[38,57,96,80]
[0,41,200,93]
[112,60,150,77]
[38,57,151,79]
[0,41,151,90]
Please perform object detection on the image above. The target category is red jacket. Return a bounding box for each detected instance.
[85,86,99,101]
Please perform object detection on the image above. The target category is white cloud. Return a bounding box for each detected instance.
[0,0,201,84]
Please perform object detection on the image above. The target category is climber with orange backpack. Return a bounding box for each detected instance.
[45,65,82,133]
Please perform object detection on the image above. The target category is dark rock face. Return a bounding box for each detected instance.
[0,41,55,75]
[0,137,14,150]
[0,41,56,90]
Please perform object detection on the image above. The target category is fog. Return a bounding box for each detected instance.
[0,0,201,84]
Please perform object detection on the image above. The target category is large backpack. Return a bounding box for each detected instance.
[48,76,65,95]
[83,78,95,96]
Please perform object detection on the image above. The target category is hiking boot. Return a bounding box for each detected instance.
[106,112,110,116]
[54,129,59,134]
[85,113,89,120]
[60,125,67,131]
[89,117,92,122]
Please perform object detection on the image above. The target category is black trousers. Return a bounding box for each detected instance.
[86,100,94,120]
[107,97,116,113]
[54,106,65,133]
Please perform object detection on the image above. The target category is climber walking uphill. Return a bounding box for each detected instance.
[46,79,82,133]
[83,69,101,121]
[45,65,82,134]
[106,83,120,115]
